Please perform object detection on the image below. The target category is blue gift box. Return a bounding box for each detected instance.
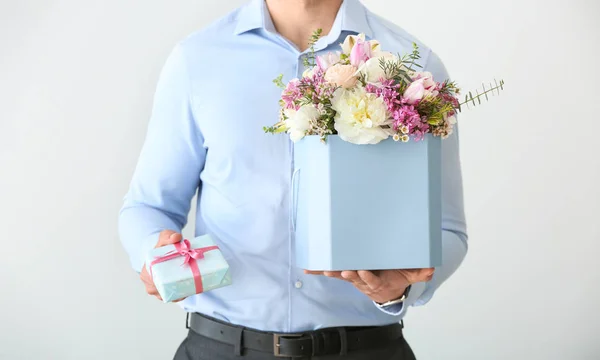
[146,235,231,303]
[292,134,442,270]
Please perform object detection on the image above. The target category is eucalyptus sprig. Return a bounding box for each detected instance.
[458,79,505,112]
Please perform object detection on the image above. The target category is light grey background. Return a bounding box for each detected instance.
[1,0,599,359]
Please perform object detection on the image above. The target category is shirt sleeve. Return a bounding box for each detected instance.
[375,49,469,316]
[118,43,206,273]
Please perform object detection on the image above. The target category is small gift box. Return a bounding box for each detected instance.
[293,134,442,271]
[146,234,231,302]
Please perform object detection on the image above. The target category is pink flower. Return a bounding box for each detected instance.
[442,92,460,108]
[412,71,439,97]
[325,64,358,89]
[365,79,401,112]
[391,105,421,132]
[350,39,372,67]
[281,78,303,109]
[316,52,341,71]
[403,79,425,104]
[280,70,338,111]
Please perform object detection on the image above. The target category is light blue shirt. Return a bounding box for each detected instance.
[119,0,468,332]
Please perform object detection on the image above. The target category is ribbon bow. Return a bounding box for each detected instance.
[149,239,219,294]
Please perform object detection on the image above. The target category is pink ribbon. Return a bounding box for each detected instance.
[149,239,219,294]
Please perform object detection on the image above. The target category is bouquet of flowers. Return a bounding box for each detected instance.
[264,30,504,145]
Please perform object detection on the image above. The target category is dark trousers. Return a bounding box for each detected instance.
[173,325,417,360]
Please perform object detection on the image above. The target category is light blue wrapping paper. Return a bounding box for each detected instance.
[293,135,442,271]
[146,234,231,303]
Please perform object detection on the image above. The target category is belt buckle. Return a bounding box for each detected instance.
[273,333,303,357]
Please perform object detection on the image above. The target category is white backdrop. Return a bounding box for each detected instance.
[1,0,599,359]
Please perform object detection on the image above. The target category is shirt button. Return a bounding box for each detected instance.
[294,280,303,289]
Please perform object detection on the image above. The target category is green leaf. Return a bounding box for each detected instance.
[458,79,506,109]
[273,74,285,89]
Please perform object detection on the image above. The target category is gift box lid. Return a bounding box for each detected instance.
[146,234,229,284]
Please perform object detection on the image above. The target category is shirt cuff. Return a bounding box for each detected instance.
[133,232,161,273]
[373,282,427,316]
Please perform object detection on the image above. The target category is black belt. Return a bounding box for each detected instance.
[187,312,404,358]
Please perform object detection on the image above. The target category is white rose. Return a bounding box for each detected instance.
[284,105,319,142]
[331,86,391,145]
[325,64,358,88]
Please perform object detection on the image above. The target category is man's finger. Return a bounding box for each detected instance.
[340,271,365,285]
[423,269,435,282]
[414,268,435,282]
[357,270,383,291]
[341,271,369,288]
[324,271,344,279]
[304,270,325,275]
[140,266,159,291]
[140,276,153,287]
[156,231,183,248]
[144,282,159,296]
[144,284,163,301]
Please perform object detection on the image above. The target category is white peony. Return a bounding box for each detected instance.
[284,105,319,142]
[331,86,391,145]
[356,51,396,84]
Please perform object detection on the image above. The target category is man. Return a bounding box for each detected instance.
[119,0,468,359]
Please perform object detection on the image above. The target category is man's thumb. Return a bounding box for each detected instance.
[157,230,183,247]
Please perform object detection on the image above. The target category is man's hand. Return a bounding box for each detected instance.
[140,230,183,301]
[304,268,435,304]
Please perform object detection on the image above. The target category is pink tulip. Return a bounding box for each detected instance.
[350,40,372,67]
[403,79,425,104]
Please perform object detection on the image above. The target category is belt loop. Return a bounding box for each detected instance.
[233,327,244,356]
[337,327,348,356]
[310,332,323,356]
[186,312,190,329]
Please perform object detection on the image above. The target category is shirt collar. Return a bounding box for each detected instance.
[233,0,373,38]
